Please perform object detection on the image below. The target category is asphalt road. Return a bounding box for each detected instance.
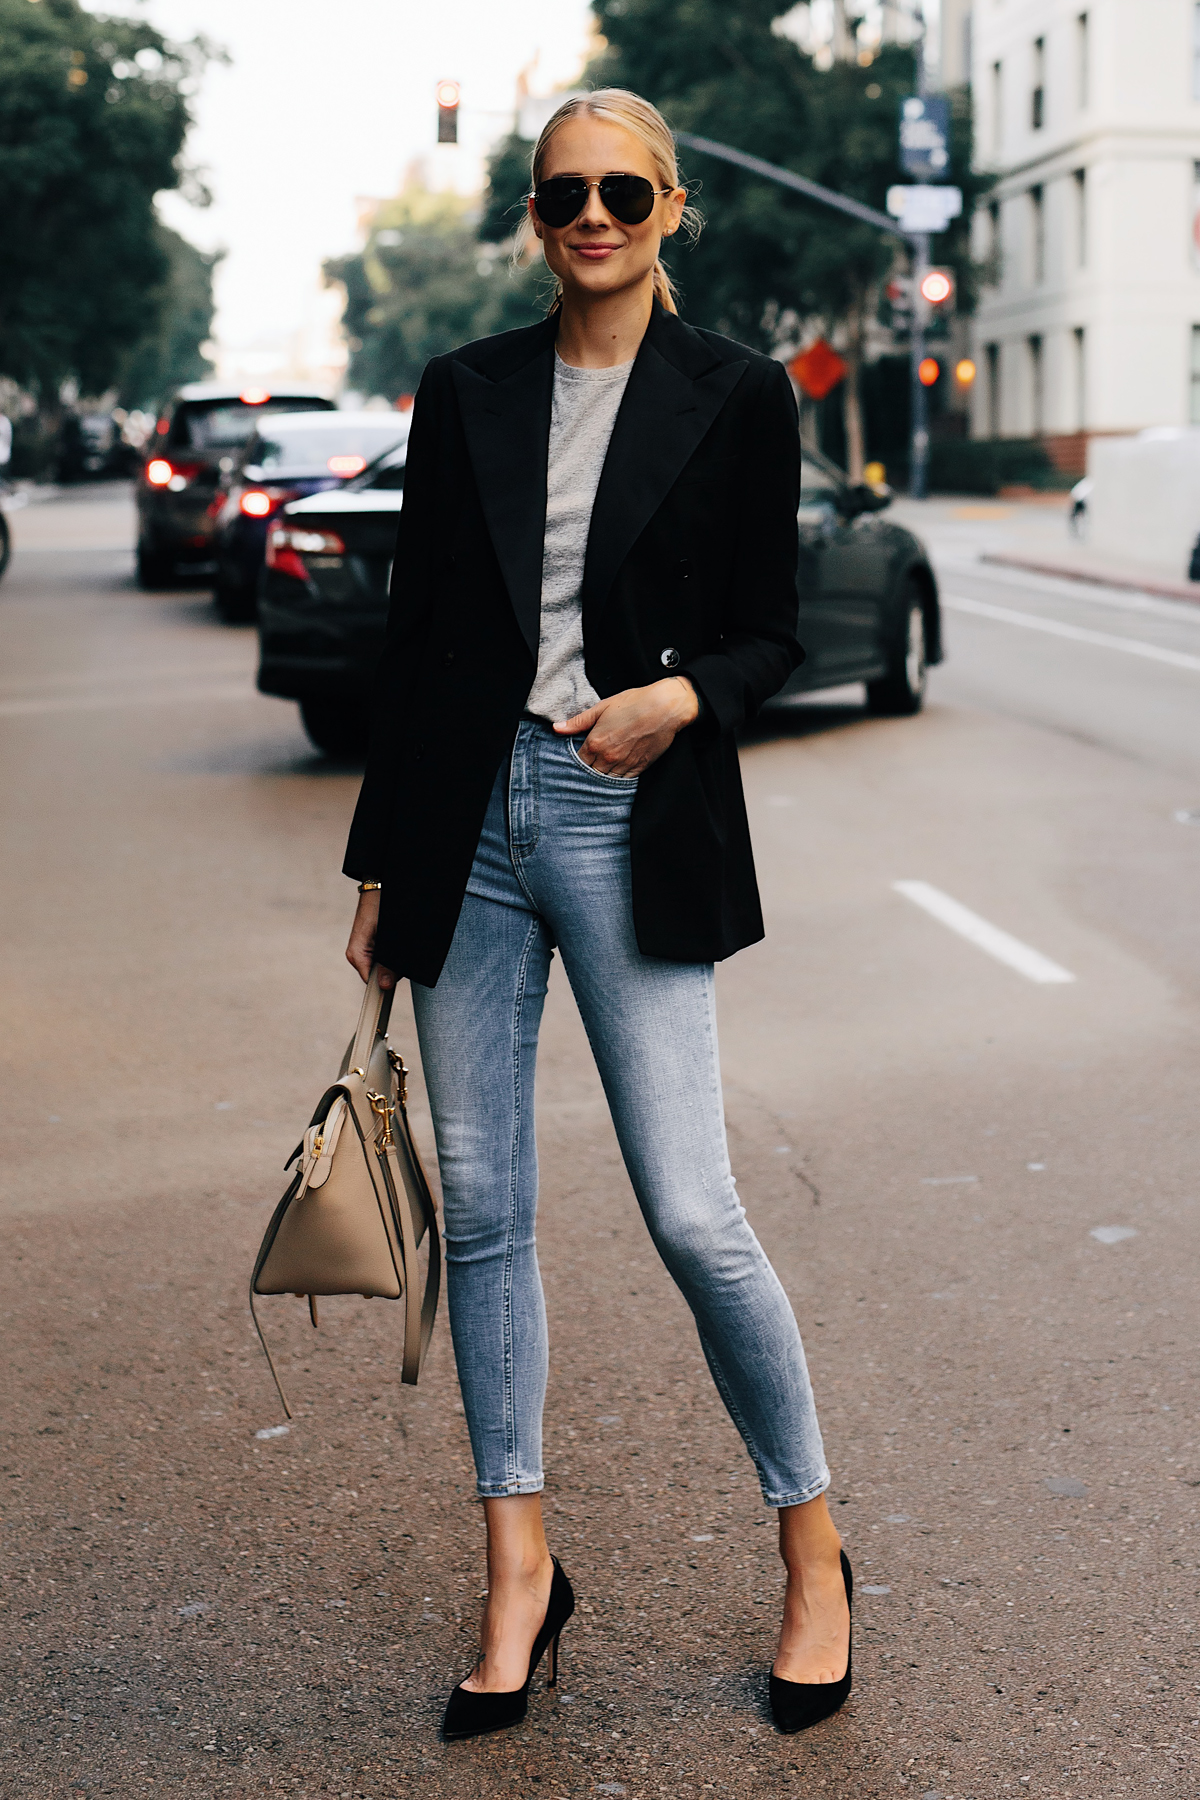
[2,484,1198,1800]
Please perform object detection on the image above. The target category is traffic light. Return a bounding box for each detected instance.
[885,275,914,333]
[919,267,956,313]
[436,79,460,144]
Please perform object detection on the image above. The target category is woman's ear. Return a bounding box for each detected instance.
[527,196,543,242]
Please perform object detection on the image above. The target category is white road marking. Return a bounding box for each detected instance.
[893,880,1077,984]
[0,683,256,719]
[922,1175,978,1185]
[943,593,1200,673]
[1090,1225,1137,1245]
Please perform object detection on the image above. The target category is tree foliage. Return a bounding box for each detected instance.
[326,181,545,401]
[117,224,220,409]
[587,0,987,349]
[0,0,218,396]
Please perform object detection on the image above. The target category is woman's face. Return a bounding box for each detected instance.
[529,115,686,304]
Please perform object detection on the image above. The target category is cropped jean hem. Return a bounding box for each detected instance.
[762,1467,832,1509]
[477,1477,546,1499]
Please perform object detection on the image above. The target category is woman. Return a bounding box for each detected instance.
[344,89,851,1741]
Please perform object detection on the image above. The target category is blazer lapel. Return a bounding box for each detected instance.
[451,325,555,661]
[582,313,748,612]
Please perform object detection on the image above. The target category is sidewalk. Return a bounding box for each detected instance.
[889,494,1200,605]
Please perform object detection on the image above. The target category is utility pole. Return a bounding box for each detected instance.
[909,3,932,501]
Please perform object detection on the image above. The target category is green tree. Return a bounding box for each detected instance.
[117,223,220,409]
[0,0,218,398]
[587,1,987,475]
[480,130,536,245]
[326,180,544,400]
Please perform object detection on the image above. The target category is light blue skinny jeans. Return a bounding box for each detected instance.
[410,720,829,1508]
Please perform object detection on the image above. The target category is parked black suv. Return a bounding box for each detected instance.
[135,384,334,587]
[258,440,941,756]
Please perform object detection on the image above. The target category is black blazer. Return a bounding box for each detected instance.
[343,302,804,986]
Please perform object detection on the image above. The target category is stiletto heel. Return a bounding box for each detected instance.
[442,1556,575,1741]
[769,1549,853,1734]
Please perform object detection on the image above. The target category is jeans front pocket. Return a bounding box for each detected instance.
[565,736,639,785]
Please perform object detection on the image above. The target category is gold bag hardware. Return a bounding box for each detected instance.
[249,966,441,1417]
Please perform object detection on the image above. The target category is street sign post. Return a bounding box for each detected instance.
[900,95,950,177]
[886,185,962,233]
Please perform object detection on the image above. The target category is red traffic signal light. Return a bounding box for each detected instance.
[919,267,955,309]
[436,78,460,143]
[918,357,941,387]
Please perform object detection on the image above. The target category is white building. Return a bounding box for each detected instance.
[958,0,1200,472]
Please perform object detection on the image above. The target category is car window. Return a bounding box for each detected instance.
[248,423,408,475]
[365,462,406,491]
[170,397,332,451]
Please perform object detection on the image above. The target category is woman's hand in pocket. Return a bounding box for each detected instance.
[345,888,396,990]
[554,676,699,778]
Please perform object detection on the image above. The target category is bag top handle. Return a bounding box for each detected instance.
[347,965,394,1076]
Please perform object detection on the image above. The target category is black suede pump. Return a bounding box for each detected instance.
[768,1549,853,1734]
[442,1557,575,1742]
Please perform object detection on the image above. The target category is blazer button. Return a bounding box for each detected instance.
[443,649,455,666]
[678,558,692,580]
[660,647,681,670]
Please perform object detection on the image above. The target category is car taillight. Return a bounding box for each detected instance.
[146,458,203,491]
[240,489,274,517]
[266,524,347,581]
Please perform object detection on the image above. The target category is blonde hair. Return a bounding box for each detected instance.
[513,87,703,315]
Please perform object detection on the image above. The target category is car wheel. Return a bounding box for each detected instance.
[213,573,256,624]
[136,542,173,588]
[300,698,370,759]
[866,591,927,717]
[0,514,10,583]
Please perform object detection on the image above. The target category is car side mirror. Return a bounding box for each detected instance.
[840,481,893,518]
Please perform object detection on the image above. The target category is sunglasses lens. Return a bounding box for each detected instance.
[533,179,588,227]
[599,175,656,224]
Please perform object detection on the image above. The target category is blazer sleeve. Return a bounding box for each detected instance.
[342,357,445,880]
[680,358,803,735]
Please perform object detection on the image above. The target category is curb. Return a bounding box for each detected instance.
[980,551,1200,607]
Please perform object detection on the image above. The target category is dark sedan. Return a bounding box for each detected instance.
[135,384,334,587]
[258,439,941,756]
[257,442,406,753]
[210,412,410,621]
[783,445,942,714]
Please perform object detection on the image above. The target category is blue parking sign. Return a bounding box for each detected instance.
[900,95,950,177]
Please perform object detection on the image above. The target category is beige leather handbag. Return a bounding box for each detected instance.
[250,967,441,1417]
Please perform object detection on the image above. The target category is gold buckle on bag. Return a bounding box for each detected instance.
[367,1089,395,1150]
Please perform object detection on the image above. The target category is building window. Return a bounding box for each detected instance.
[992,60,1003,155]
[1029,335,1044,435]
[988,199,1002,280]
[1073,327,1086,431]
[1190,326,1200,424]
[986,343,1001,437]
[1078,14,1090,109]
[1032,37,1045,129]
[1074,169,1087,267]
[1031,185,1045,284]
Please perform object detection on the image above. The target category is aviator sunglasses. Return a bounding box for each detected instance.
[531,173,673,228]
